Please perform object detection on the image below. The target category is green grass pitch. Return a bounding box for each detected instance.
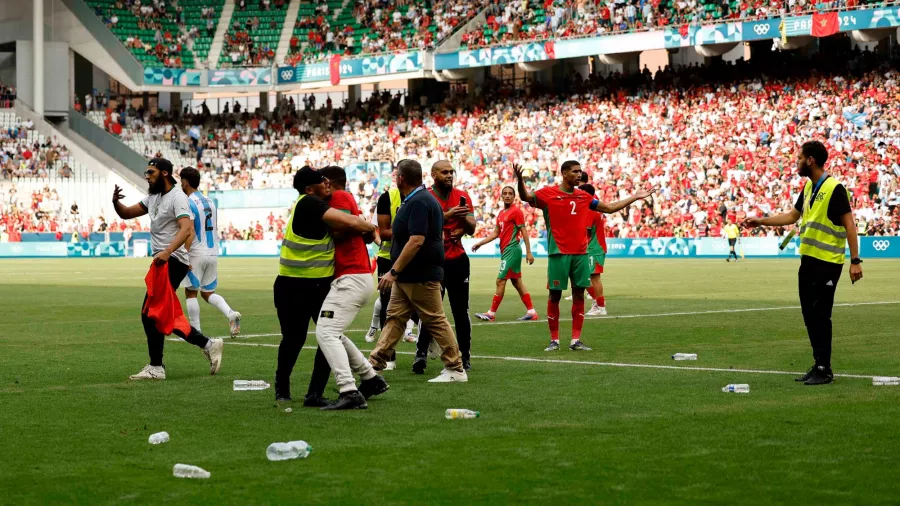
[1,257,899,505]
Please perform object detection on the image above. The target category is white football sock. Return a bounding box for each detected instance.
[207,293,233,318]
[406,319,415,334]
[186,297,201,331]
[371,298,381,329]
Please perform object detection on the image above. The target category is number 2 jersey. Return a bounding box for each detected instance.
[187,192,219,256]
[534,185,596,255]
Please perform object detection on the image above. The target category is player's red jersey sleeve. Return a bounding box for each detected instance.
[534,186,555,209]
[512,207,525,226]
[593,212,608,253]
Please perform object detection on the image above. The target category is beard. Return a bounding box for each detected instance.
[798,162,812,178]
[148,177,166,194]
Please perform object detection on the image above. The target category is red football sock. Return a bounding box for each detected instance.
[572,299,585,340]
[521,293,534,311]
[547,299,560,341]
[587,287,596,300]
[597,295,606,307]
[490,293,503,313]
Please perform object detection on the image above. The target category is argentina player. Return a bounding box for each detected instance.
[179,167,242,337]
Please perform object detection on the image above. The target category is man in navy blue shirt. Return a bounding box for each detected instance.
[368,160,467,383]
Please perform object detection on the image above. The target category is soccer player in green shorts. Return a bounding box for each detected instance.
[472,186,538,322]
[579,183,608,316]
[515,161,653,351]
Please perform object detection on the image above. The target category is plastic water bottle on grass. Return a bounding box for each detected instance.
[173,464,210,479]
[266,441,312,461]
[672,353,697,361]
[445,409,480,420]
[872,377,900,386]
[234,380,270,391]
[722,384,750,393]
[148,432,169,444]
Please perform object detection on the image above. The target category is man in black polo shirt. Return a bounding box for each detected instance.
[368,160,467,383]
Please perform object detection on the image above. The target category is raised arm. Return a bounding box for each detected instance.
[112,185,148,220]
[513,164,536,206]
[592,188,657,214]
[742,209,802,228]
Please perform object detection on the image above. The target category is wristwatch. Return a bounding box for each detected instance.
[390,268,399,276]
[851,258,863,265]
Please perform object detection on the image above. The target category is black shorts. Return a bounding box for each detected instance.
[728,238,737,247]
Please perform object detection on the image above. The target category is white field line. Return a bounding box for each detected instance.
[5,300,898,329]
[193,341,889,380]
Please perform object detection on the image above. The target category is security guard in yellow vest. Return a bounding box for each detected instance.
[744,141,863,385]
[274,167,376,404]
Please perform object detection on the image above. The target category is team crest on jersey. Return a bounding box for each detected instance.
[320,310,335,319]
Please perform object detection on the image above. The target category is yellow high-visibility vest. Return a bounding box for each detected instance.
[278,195,335,278]
[376,187,402,260]
[798,177,850,264]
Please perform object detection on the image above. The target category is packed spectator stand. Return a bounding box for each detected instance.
[220,0,289,68]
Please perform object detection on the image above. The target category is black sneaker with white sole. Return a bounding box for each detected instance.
[321,390,368,410]
[359,375,390,399]
[569,340,592,351]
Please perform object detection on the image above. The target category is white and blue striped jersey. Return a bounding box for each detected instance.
[187,192,218,256]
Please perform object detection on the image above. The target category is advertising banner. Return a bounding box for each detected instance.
[277,52,422,84]
[144,67,202,86]
[209,68,272,87]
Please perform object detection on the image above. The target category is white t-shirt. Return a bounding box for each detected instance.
[141,186,192,265]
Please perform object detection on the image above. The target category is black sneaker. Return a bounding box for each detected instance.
[463,359,471,372]
[569,340,592,351]
[358,374,390,399]
[303,393,330,407]
[795,365,816,382]
[274,377,291,401]
[412,353,427,375]
[320,390,368,410]
[804,366,834,386]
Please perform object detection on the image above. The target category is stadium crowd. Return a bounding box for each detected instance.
[459,0,890,49]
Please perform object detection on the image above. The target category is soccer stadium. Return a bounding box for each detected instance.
[2,0,900,503]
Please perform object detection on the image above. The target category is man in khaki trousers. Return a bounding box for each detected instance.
[368,160,468,383]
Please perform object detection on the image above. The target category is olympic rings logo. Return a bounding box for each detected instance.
[753,24,771,35]
[872,240,890,251]
[280,69,294,82]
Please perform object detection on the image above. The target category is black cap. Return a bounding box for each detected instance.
[293,166,325,192]
[148,157,174,175]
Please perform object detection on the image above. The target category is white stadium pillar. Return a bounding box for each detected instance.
[34,0,44,116]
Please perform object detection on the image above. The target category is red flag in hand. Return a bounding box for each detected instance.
[329,54,341,86]
[811,12,839,37]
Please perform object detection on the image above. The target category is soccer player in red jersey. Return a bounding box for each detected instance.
[472,186,538,321]
[415,160,477,372]
[578,183,608,316]
[314,166,389,409]
[515,161,653,351]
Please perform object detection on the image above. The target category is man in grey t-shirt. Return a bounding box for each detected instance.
[112,158,224,380]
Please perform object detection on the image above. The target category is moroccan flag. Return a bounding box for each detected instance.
[678,24,689,38]
[329,54,341,85]
[544,40,556,59]
[811,12,839,37]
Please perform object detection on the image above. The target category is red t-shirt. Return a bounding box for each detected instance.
[329,190,371,277]
[590,212,607,253]
[534,185,595,255]
[497,206,525,253]
[429,187,474,261]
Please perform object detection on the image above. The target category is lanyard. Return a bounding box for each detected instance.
[804,174,828,215]
[403,185,426,203]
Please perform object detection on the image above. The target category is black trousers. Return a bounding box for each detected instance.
[142,257,210,367]
[273,275,333,397]
[798,257,843,369]
[417,255,472,361]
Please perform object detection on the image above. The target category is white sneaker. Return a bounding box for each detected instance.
[129,364,166,380]
[228,311,242,338]
[427,339,441,360]
[384,361,397,371]
[403,331,417,343]
[564,294,573,301]
[365,327,378,343]
[203,339,224,375]
[586,304,607,316]
[428,368,468,383]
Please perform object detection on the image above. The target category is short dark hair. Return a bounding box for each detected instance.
[319,165,346,187]
[580,171,589,184]
[801,141,828,168]
[561,160,581,173]
[180,167,201,189]
[578,183,595,196]
[397,159,422,186]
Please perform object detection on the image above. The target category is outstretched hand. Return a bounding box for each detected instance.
[512,164,523,180]
[742,218,763,228]
[112,185,124,203]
